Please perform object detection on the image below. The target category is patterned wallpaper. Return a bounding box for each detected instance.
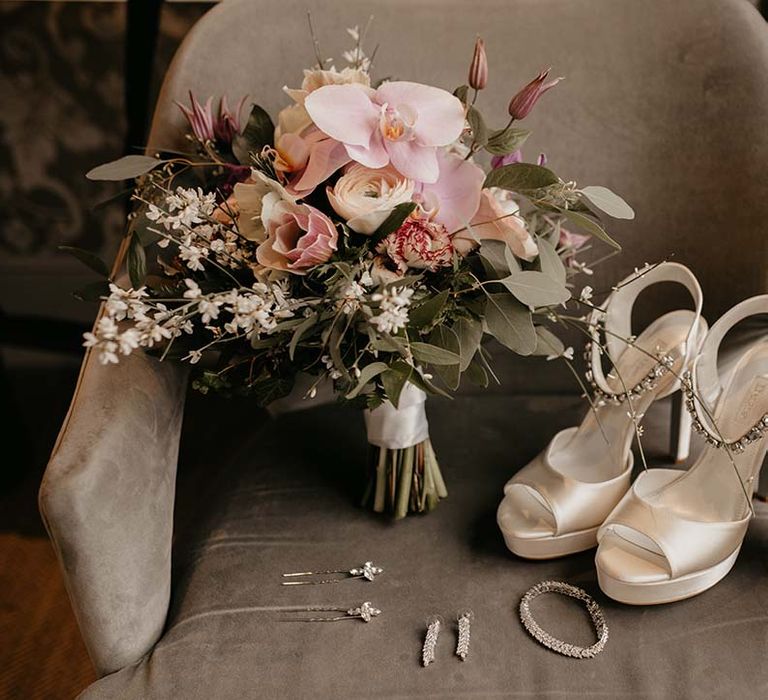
[0,1,213,322]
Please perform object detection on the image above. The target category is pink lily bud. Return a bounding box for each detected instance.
[214,95,247,144]
[176,91,216,143]
[507,68,563,120]
[468,37,488,91]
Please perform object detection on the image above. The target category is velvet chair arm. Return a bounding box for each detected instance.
[39,349,187,676]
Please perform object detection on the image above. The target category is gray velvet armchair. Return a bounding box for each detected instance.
[40,1,768,697]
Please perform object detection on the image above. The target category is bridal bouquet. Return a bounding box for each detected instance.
[75,28,632,518]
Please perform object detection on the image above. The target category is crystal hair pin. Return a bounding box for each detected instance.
[281,561,383,585]
[282,601,381,623]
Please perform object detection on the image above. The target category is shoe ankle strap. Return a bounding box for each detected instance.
[586,262,703,400]
[692,294,768,405]
[683,294,768,450]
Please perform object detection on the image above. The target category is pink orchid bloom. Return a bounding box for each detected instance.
[304,81,465,184]
[414,150,485,233]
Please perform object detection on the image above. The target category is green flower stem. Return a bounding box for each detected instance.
[363,438,447,519]
[395,446,414,518]
[373,447,388,513]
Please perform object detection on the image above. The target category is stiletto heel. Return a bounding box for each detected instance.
[669,391,693,463]
[498,263,705,559]
[754,456,767,503]
[596,294,768,604]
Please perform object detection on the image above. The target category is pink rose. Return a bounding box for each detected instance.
[256,200,338,274]
[454,189,538,261]
[376,216,453,273]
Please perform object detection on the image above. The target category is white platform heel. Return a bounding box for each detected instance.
[497,263,706,559]
[596,295,768,604]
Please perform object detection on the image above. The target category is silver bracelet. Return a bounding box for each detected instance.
[519,581,608,659]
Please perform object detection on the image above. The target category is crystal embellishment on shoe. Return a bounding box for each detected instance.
[584,323,677,406]
[596,294,768,604]
[498,262,706,560]
[682,370,768,453]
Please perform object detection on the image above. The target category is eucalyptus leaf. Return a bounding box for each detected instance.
[476,344,501,385]
[410,342,461,366]
[370,202,417,244]
[561,209,621,249]
[455,317,483,371]
[73,280,110,302]
[232,104,274,165]
[581,186,635,220]
[288,313,318,360]
[536,237,566,284]
[381,362,413,407]
[453,84,470,104]
[86,155,163,181]
[59,245,109,278]
[250,336,280,349]
[371,334,409,356]
[483,293,536,354]
[533,326,565,357]
[500,270,571,308]
[466,106,488,146]
[382,273,422,290]
[408,289,449,329]
[408,368,454,399]
[345,361,389,399]
[329,325,350,380]
[485,127,531,155]
[504,245,522,275]
[429,325,461,389]
[250,376,294,406]
[464,358,489,388]
[484,163,559,191]
[479,239,511,279]
[127,232,147,288]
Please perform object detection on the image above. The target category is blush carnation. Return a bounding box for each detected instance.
[376,216,453,274]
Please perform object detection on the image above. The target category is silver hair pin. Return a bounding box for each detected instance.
[456,610,473,661]
[422,615,443,667]
[281,561,383,585]
[282,601,381,623]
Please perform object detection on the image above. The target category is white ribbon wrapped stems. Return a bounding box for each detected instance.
[364,383,430,450]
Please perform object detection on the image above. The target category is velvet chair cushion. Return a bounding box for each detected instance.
[80,397,768,699]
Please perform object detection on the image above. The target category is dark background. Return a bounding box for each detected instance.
[0,3,216,698]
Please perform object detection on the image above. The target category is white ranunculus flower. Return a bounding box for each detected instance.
[327,164,414,235]
[283,67,371,105]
